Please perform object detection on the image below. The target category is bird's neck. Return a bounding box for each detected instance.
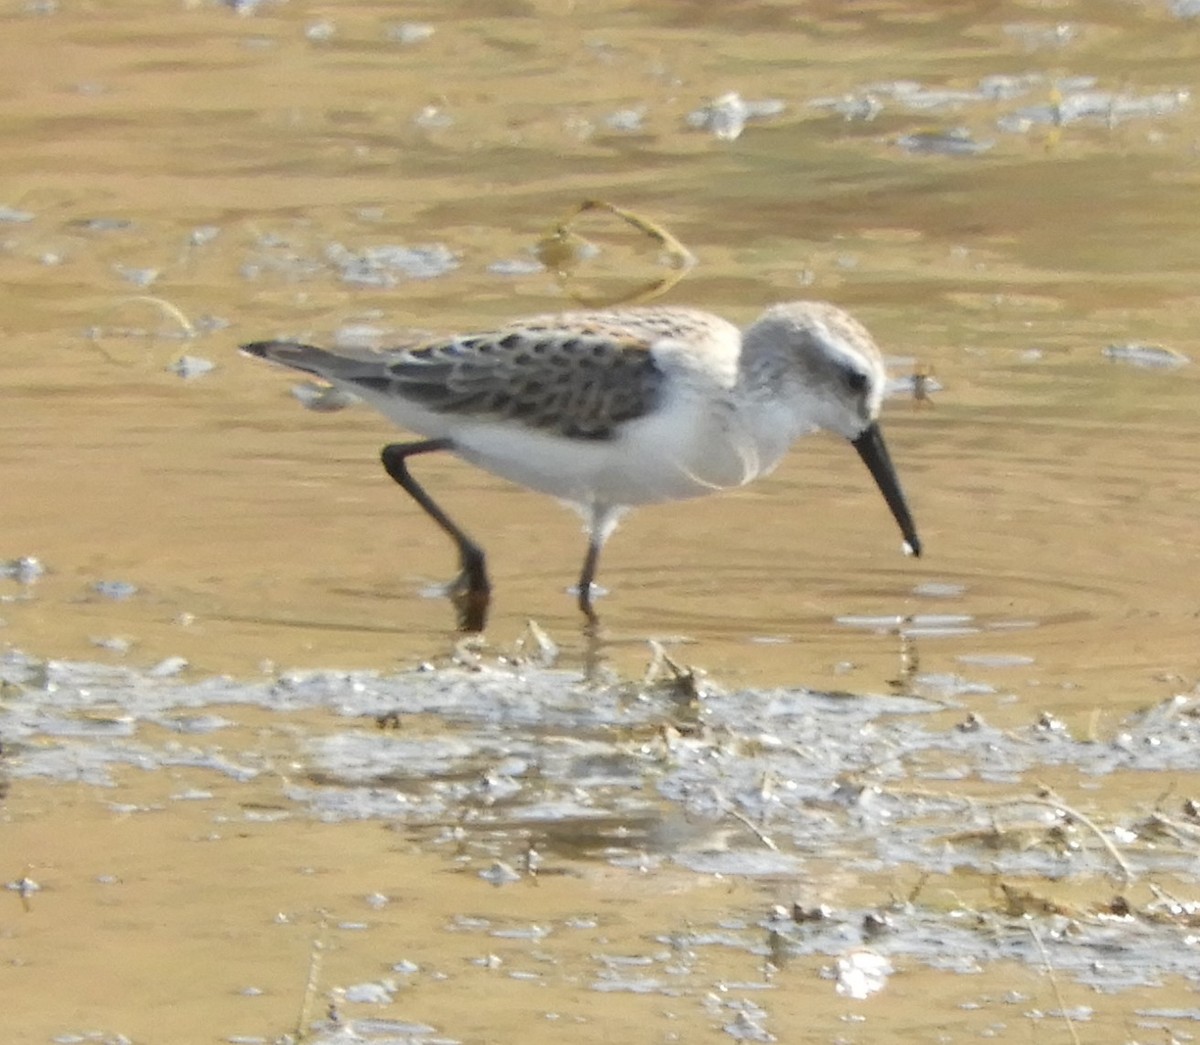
[734,339,823,445]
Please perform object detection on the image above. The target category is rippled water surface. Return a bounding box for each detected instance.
[3,2,1200,1042]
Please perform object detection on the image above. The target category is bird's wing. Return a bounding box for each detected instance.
[368,312,679,440]
[242,307,735,439]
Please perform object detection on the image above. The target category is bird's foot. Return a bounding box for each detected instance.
[446,566,490,633]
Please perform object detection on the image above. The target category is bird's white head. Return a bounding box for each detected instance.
[742,300,921,557]
[742,301,888,441]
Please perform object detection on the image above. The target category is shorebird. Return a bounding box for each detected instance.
[242,301,921,632]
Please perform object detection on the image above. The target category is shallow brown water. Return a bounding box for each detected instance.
[3,1,1200,1042]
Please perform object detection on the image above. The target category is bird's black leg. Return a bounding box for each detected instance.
[576,536,603,629]
[380,439,489,632]
[577,504,620,631]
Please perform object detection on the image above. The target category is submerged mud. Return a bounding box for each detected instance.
[3,644,1198,1041]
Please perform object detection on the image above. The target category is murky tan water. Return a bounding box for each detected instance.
[4,2,1200,1042]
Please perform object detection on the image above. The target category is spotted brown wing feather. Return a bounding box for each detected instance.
[373,327,665,440]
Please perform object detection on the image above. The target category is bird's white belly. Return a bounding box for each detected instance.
[355,382,802,510]
[451,407,789,509]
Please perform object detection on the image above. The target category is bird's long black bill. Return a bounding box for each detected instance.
[851,422,922,557]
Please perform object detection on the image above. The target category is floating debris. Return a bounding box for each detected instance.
[1062,88,1190,122]
[956,653,1035,668]
[605,107,646,133]
[0,205,34,223]
[341,981,396,1005]
[977,73,1045,100]
[148,656,189,678]
[326,242,459,285]
[413,105,453,130]
[1000,87,1191,131]
[480,861,522,887]
[1,557,44,584]
[911,671,996,697]
[166,355,215,379]
[6,876,40,898]
[511,619,559,668]
[487,256,544,276]
[895,128,993,155]
[813,79,996,119]
[332,324,387,350]
[239,251,326,282]
[835,949,893,999]
[903,614,980,639]
[305,19,336,42]
[113,264,159,287]
[912,581,967,598]
[686,92,785,141]
[386,22,434,45]
[187,315,227,335]
[812,73,1190,136]
[1002,22,1079,49]
[70,217,133,232]
[87,294,197,344]
[1102,343,1190,369]
[876,81,985,110]
[886,365,941,403]
[835,613,905,632]
[6,877,40,912]
[537,198,696,306]
[290,381,360,412]
[189,225,220,247]
[92,580,138,601]
[723,1002,774,1041]
[809,92,884,121]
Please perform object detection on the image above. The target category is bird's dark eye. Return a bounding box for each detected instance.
[841,366,869,394]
